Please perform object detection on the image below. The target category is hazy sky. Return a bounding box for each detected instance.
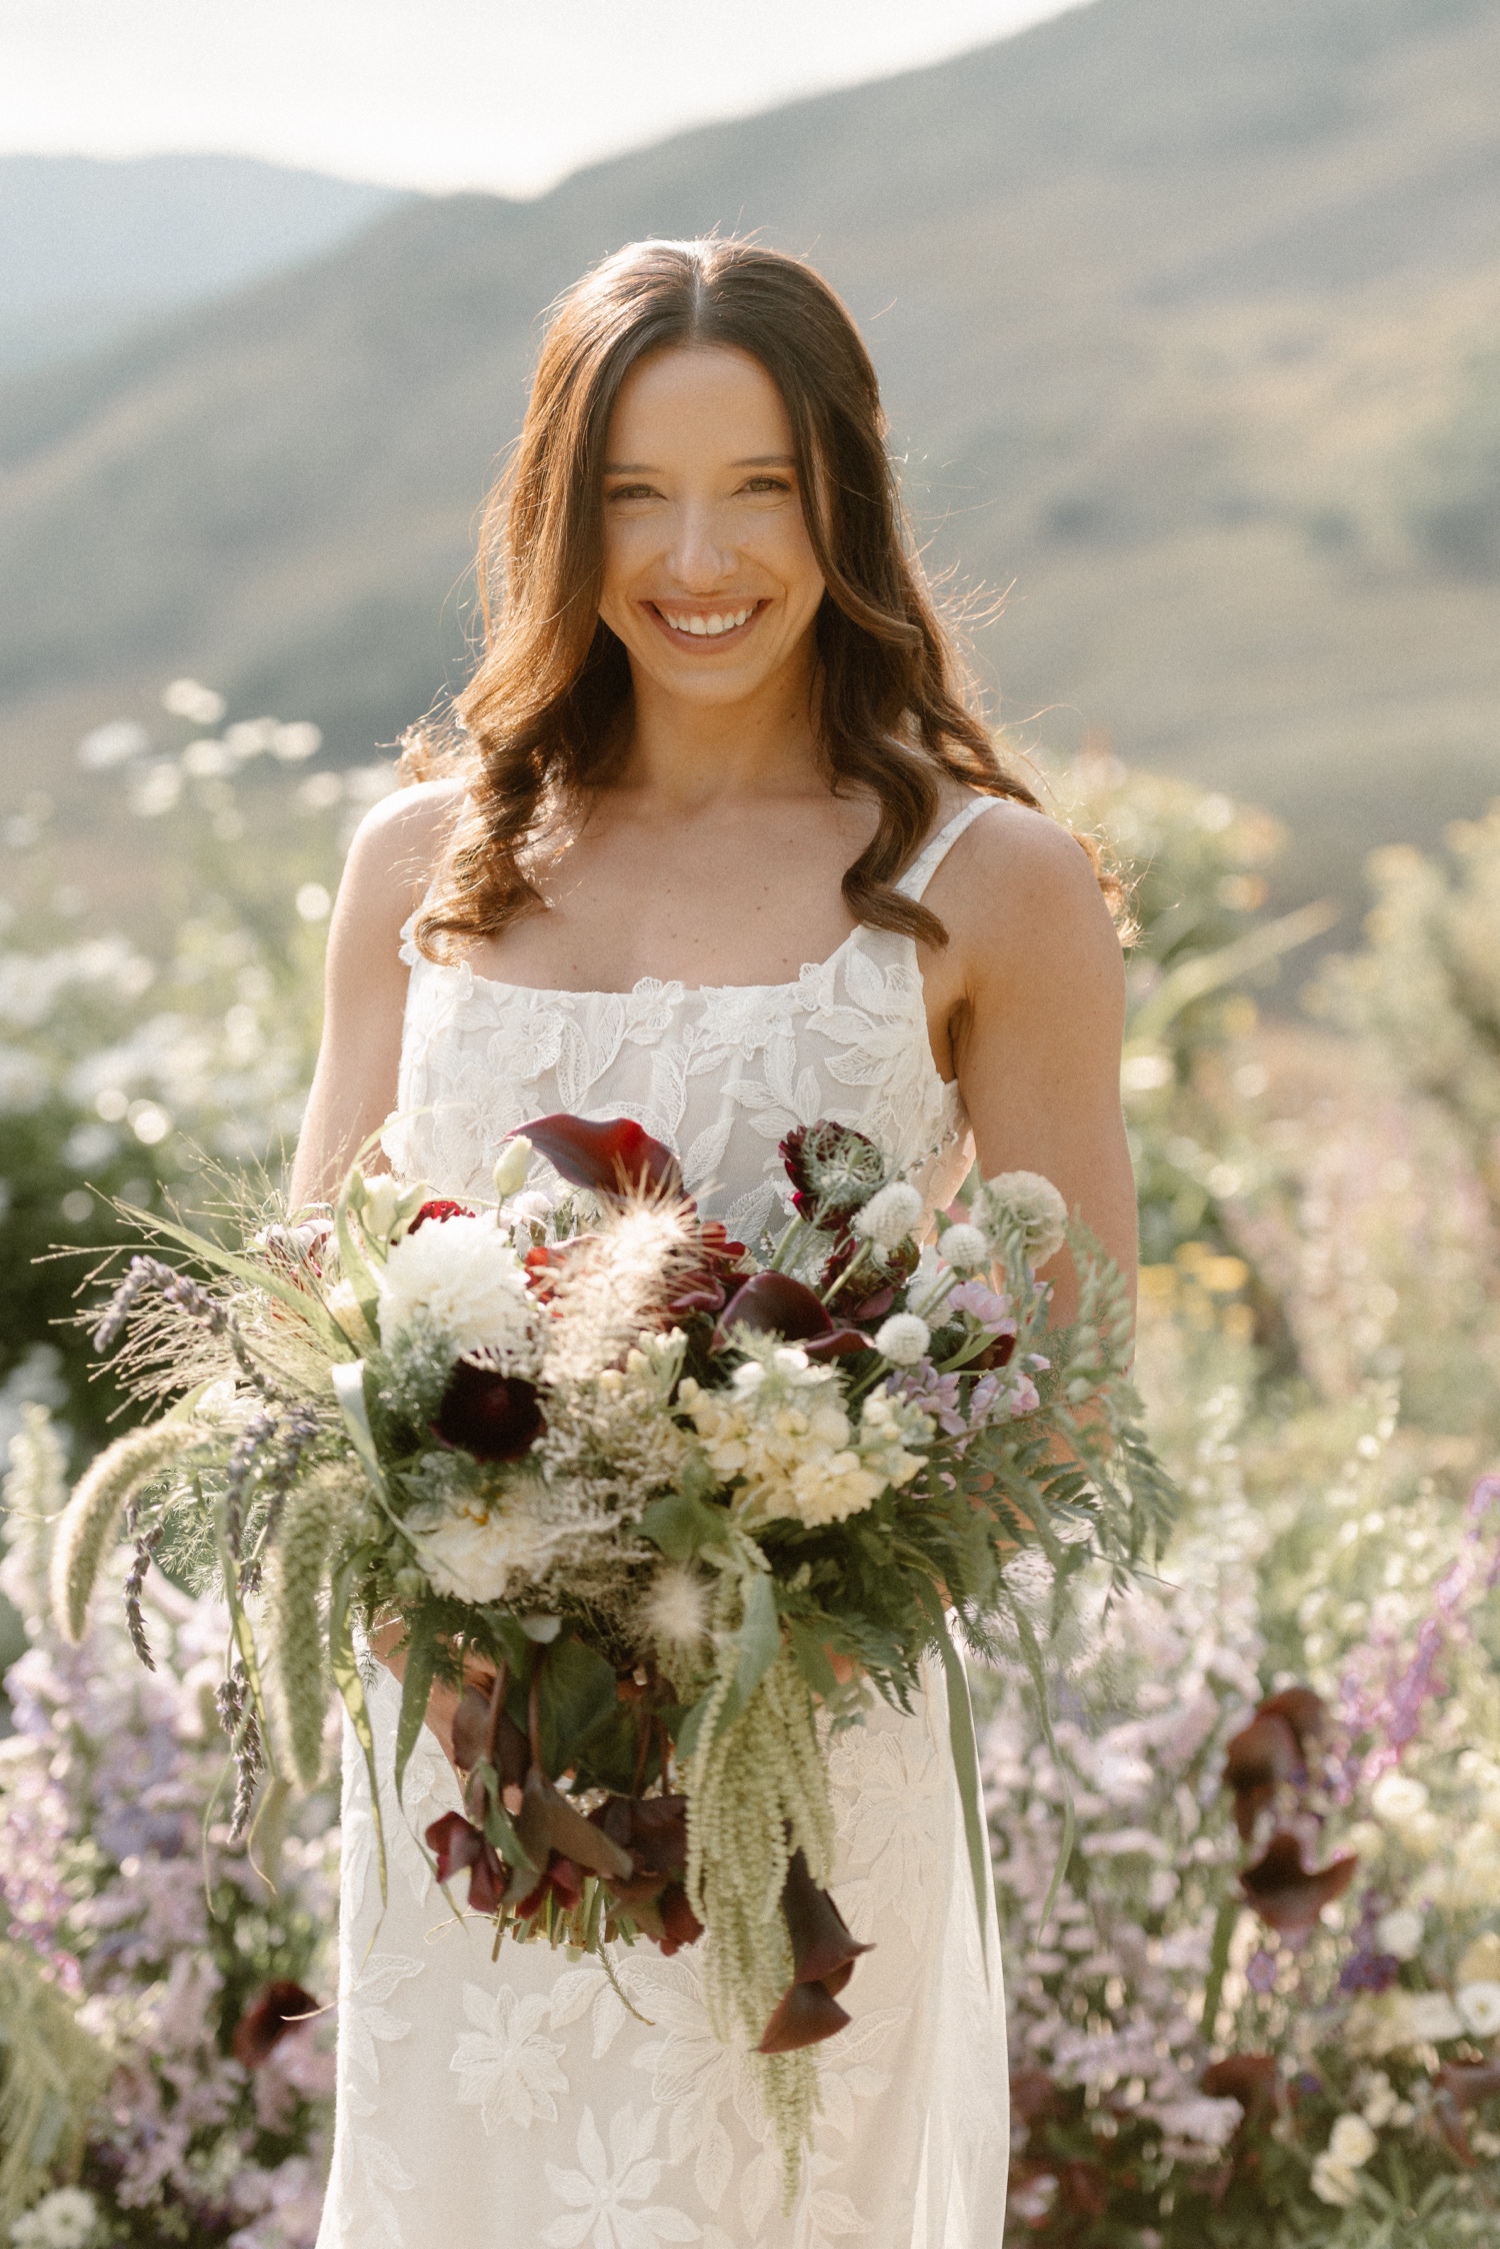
[0,0,1086,196]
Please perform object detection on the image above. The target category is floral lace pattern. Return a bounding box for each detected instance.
[382,802,997,1242]
[320,802,1010,2247]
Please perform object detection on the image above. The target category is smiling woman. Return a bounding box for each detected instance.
[297,236,1135,2249]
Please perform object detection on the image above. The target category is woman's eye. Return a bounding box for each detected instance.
[605,483,659,503]
[741,476,791,496]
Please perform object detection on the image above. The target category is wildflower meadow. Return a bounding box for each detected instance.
[3,690,1500,2243]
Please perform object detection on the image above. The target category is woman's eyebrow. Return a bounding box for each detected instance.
[601,454,798,472]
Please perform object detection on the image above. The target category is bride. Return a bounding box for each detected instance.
[293,236,1134,2249]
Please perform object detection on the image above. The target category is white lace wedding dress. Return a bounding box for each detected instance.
[316,800,1010,2249]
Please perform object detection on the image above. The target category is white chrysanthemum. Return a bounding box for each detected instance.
[1457,1980,1500,2036]
[1374,1906,1424,1961]
[378,1213,541,1370]
[874,1312,930,1366]
[978,1169,1068,1267]
[678,1343,930,1530]
[938,1222,990,1270]
[853,1180,924,1249]
[405,1490,555,1604]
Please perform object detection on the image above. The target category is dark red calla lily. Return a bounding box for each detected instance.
[1202,2053,1280,2120]
[514,1854,585,1921]
[658,1881,705,1955]
[521,1115,682,1201]
[406,1198,473,1232]
[1239,1832,1357,1932]
[758,1851,872,2053]
[1223,1711,1303,1839]
[1257,1687,1328,1755]
[231,1980,319,2067]
[714,1272,867,1357]
[432,1362,545,1462]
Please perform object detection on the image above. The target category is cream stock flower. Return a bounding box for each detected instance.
[678,1345,930,1530]
[377,1212,541,1370]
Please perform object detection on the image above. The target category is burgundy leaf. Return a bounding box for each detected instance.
[1202,2053,1280,2121]
[521,1114,682,1200]
[231,1980,319,2068]
[1256,1686,1328,1756]
[658,1881,704,1955]
[1223,1711,1303,1839]
[432,1362,545,1463]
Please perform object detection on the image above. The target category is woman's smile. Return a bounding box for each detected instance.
[644,596,767,649]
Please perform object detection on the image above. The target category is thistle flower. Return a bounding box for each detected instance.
[852,1180,924,1250]
[938,1222,990,1270]
[51,1421,205,1643]
[874,1312,930,1365]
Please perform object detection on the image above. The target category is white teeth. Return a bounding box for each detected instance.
[662,605,753,638]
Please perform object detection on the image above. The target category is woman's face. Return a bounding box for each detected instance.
[597,344,827,713]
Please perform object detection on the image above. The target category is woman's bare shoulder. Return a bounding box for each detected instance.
[338,776,467,932]
[934,797,1124,992]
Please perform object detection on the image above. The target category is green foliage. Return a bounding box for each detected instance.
[0,1939,110,2227]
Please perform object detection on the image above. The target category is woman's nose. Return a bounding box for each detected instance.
[668,500,736,589]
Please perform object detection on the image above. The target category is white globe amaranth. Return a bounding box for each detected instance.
[853,1180,924,1249]
[873,1312,931,1366]
[937,1221,989,1270]
[377,1213,542,1371]
[978,1169,1068,1267]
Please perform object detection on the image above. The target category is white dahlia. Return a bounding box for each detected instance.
[405,1489,553,1604]
[377,1213,542,1371]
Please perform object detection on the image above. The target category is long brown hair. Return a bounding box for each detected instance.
[411,235,1045,961]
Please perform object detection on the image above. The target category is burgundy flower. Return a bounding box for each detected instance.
[1202,2053,1280,2123]
[513,1854,585,1921]
[1009,2070,1062,2126]
[231,1980,320,2067]
[522,1114,682,1201]
[1223,1711,1303,1839]
[713,1272,867,1359]
[758,1850,873,2054]
[1239,1831,1357,1932]
[406,1198,473,1232]
[425,1809,508,1915]
[432,1361,545,1462]
[780,1121,886,1228]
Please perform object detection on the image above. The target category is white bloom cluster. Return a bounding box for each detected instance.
[976,1169,1068,1268]
[1311,2112,1379,2206]
[377,1214,542,1372]
[10,2190,98,2249]
[679,1344,931,1529]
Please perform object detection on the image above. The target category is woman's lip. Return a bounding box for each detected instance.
[643,599,765,651]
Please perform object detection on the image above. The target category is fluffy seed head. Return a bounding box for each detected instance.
[853,1181,924,1250]
[939,1222,990,1271]
[641,1564,711,1653]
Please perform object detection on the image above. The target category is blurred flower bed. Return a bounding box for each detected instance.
[4,689,1500,2241]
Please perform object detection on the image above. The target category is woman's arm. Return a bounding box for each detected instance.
[930,802,1136,1324]
[289,779,462,1211]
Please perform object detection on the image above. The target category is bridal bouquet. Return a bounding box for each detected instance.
[55,1112,1172,2178]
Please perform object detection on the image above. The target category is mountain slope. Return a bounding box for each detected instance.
[2,0,1498,907]
[0,153,409,373]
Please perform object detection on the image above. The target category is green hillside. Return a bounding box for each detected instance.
[2,0,1498,910]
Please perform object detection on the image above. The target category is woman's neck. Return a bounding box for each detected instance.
[612,654,827,810]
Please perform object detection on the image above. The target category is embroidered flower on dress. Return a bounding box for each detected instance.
[450,1983,569,2133]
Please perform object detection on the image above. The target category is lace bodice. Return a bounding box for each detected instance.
[382,799,995,1237]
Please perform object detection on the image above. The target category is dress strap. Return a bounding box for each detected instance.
[894,798,998,902]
